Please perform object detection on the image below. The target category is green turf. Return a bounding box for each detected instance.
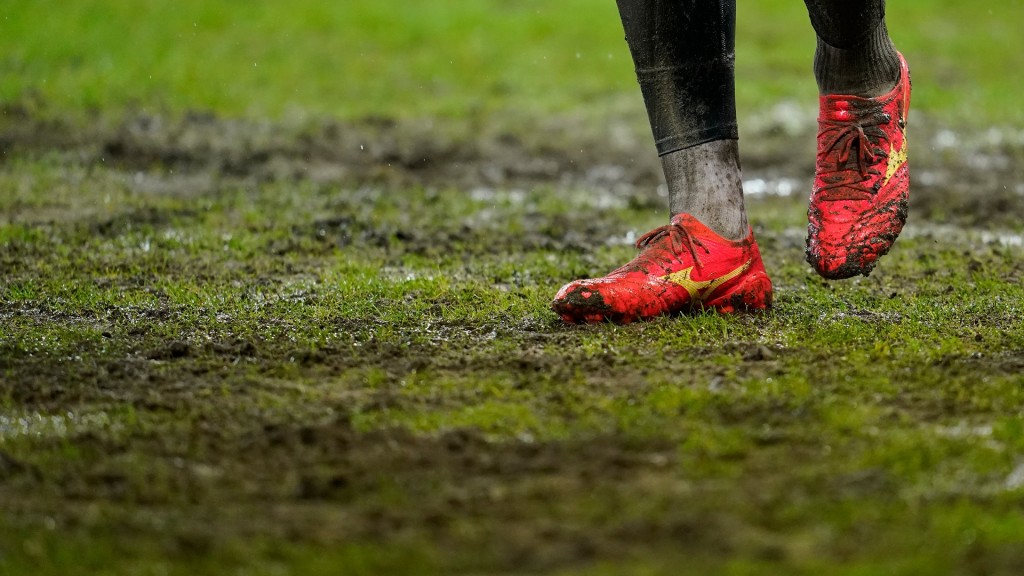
[2,150,1024,573]
[2,0,1023,123]
[3,1,1024,574]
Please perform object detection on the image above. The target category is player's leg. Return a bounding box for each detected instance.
[621,0,747,240]
[551,0,772,324]
[802,0,912,278]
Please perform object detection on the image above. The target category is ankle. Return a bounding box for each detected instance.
[663,140,748,241]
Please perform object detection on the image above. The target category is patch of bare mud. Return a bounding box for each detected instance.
[1,411,737,571]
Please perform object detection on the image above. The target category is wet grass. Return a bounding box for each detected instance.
[2,0,1024,123]
[2,142,1024,574]
[3,1,1024,573]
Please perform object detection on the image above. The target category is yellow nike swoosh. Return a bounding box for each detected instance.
[884,135,908,185]
[661,260,751,302]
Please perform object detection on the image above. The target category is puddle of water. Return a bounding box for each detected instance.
[606,229,638,246]
[980,231,1024,247]
[744,100,817,136]
[744,177,804,198]
[933,129,958,150]
[1006,462,1024,491]
[769,224,1023,254]
[903,223,1024,249]
[932,126,1024,150]
[0,410,119,441]
[934,423,994,439]
[916,170,943,186]
[471,186,627,210]
[470,187,527,205]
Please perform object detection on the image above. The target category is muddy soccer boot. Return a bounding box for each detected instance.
[551,214,773,324]
[806,52,911,279]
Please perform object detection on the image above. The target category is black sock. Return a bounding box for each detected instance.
[615,0,746,239]
[616,0,738,155]
[804,0,901,96]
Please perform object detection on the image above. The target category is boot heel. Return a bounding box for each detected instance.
[702,272,773,313]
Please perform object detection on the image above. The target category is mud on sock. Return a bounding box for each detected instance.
[663,139,748,241]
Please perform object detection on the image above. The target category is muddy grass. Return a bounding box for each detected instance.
[3,103,1024,226]
[2,106,1024,575]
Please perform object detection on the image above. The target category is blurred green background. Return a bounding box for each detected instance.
[2,0,1022,124]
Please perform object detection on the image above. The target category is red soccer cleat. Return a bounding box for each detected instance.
[806,52,912,279]
[551,214,773,324]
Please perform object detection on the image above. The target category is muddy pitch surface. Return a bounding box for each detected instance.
[2,107,1024,574]
[3,104,1022,225]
